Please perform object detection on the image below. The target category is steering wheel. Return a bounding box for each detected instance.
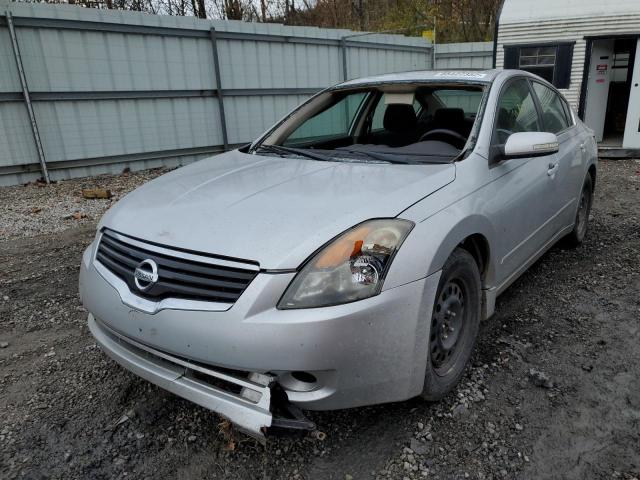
[419,129,467,149]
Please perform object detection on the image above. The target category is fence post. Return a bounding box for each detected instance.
[6,10,50,183]
[210,27,229,151]
[340,37,348,82]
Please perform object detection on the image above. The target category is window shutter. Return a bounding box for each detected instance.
[553,44,574,89]
[504,46,520,69]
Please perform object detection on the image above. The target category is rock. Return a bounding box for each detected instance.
[410,438,429,455]
[515,423,523,431]
[0,341,8,348]
[452,403,468,417]
[473,391,486,402]
[528,368,554,388]
[187,435,197,442]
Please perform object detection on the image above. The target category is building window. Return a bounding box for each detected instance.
[503,43,574,89]
[519,46,556,84]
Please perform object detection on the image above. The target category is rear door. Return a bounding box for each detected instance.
[487,78,561,286]
[530,81,583,231]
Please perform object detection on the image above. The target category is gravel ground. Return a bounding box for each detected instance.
[0,168,168,240]
[1,160,639,480]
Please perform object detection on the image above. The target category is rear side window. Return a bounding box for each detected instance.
[531,82,570,134]
[432,89,483,116]
[561,98,574,126]
[494,79,541,144]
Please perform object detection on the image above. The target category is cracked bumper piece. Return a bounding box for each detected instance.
[88,314,273,438]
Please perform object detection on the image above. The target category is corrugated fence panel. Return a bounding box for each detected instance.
[435,42,493,70]
[0,28,21,92]
[346,47,431,80]
[0,103,38,168]
[16,28,216,91]
[33,97,222,162]
[0,2,484,186]
[223,95,307,144]
[218,39,341,89]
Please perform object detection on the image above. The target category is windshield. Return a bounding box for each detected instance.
[251,83,487,165]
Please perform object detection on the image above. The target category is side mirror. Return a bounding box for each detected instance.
[504,132,559,158]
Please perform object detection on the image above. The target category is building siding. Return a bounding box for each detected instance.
[496,12,640,110]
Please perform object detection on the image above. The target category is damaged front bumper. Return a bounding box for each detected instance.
[88,314,310,439]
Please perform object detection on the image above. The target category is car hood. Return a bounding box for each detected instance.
[100,150,455,269]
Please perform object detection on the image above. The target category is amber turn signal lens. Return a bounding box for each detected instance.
[314,226,370,269]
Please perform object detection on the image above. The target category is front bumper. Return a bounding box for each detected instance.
[80,240,441,435]
[88,314,274,437]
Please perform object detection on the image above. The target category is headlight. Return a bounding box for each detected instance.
[278,219,414,309]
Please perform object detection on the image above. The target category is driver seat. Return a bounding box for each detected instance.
[432,108,466,135]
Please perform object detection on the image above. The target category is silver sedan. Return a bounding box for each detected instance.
[79,69,597,438]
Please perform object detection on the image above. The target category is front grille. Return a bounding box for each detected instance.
[96,229,259,304]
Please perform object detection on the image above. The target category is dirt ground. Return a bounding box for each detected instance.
[1,160,639,480]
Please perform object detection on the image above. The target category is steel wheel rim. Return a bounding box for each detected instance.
[430,279,466,374]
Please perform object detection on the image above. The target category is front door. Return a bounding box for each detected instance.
[623,38,640,148]
[488,78,560,286]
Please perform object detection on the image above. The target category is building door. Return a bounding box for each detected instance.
[623,38,640,149]
[584,39,614,143]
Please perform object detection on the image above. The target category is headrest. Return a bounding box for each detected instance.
[434,108,465,127]
[383,104,417,133]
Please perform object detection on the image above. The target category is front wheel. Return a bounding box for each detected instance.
[421,248,481,401]
[563,174,593,248]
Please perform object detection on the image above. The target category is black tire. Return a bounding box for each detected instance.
[563,174,593,248]
[421,248,481,401]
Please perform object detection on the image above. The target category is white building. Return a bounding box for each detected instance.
[495,0,640,152]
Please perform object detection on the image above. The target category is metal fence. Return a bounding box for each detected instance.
[0,3,490,186]
[435,42,493,70]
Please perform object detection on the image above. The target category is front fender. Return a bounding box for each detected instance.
[384,211,497,291]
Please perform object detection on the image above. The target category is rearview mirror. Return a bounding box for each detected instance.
[504,132,559,158]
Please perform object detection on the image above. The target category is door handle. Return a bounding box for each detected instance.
[547,162,559,176]
[580,143,586,152]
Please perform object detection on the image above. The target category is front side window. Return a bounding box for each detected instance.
[494,79,541,145]
[284,92,367,146]
[531,82,570,134]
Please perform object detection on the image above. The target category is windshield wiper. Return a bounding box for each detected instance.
[255,144,335,162]
[336,149,414,164]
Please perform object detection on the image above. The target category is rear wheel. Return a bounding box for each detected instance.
[563,174,593,248]
[421,248,481,401]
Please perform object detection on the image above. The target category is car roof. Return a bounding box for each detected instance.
[333,69,502,89]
